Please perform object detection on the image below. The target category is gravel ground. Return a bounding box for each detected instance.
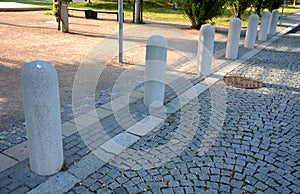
[0,10,230,131]
[0,10,232,151]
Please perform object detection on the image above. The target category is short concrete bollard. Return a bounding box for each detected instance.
[225,18,242,60]
[244,14,259,49]
[268,9,279,35]
[61,3,69,33]
[197,24,215,76]
[258,11,271,41]
[21,60,63,176]
[144,35,168,107]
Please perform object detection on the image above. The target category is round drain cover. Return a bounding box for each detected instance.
[224,76,264,89]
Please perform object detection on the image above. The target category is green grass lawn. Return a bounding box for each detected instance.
[278,4,300,15]
[67,0,188,22]
[0,0,52,6]
[4,0,300,27]
[213,5,300,28]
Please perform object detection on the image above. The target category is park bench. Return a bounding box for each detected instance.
[68,7,123,21]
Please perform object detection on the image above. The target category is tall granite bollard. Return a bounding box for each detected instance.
[244,14,259,49]
[258,11,271,41]
[61,2,69,33]
[197,24,215,76]
[21,60,63,175]
[144,35,168,107]
[268,9,279,35]
[225,18,242,60]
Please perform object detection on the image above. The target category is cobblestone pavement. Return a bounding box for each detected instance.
[64,31,299,194]
[0,13,299,194]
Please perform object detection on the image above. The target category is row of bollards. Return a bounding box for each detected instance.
[258,10,279,41]
[144,9,280,108]
[21,36,170,176]
[197,9,279,75]
[22,10,279,176]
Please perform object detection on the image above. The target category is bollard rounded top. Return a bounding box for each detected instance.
[230,18,242,29]
[262,11,271,17]
[200,24,215,35]
[272,9,279,14]
[147,35,168,48]
[21,60,57,81]
[249,14,259,21]
[230,18,242,25]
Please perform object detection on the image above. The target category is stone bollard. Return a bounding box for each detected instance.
[197,24,215,76]
[21,60,63,176]
[268,9,279,35]
[61,2,69,33]
[258,11,271,41]
[225,18,242,60]
[244,14,259,49]
[144,35,168,107]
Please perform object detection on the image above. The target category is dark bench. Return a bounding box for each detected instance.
[68,7,122,21]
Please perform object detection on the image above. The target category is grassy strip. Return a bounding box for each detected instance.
[0,0,52,6]
[6,0,300,27]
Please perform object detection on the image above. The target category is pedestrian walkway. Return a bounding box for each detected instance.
[0,11,299,194]
[0,2,50,11]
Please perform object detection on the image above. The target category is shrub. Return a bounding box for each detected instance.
[265,0,282,11]
[254,0,282,15]
[179,0,226,29]
[226,0,256,18]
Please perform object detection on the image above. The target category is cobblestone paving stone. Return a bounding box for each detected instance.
[65,33,300,193]
[0,159,48,193]
[0,88,113,152]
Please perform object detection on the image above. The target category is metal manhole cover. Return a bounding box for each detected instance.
[224,76,265,89]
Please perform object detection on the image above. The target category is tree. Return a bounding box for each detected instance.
[265,0,282,11]
[226,0,255,18]
[53,0,71,32]
[179,0,226,29]
[254,0,282,15]
[254,0,263,15]
[133,0,143,23]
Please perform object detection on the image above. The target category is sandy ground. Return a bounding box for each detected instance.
[0,10,228,131]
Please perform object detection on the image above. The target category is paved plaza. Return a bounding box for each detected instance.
[0,4,299,194]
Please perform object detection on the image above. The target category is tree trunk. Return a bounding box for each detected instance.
[60,1,69,33]
[237,10,242,18]
[57,0,61,31]
[191,21,196,29]
[134,0,142,23]
[256,4,261,16]
[191,21,202,30]
[57,0,69,32]
[255,0,263,16]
